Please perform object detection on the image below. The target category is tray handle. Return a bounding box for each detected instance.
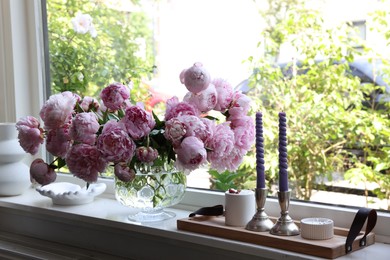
[189,204,224,217]
[345,207,377,254]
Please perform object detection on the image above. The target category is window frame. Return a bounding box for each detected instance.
[1,0,390,244]
[0,0,46,127]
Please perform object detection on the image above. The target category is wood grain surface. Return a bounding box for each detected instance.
[177,216,375,259]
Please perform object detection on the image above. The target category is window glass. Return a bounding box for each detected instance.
[45,0,390,212]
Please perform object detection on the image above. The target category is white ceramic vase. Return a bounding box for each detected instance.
[0,123,31,196]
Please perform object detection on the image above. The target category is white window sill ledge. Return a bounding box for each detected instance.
[0,187,389,260]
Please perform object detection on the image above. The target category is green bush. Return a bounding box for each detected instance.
[47,0,155,97]
[250,1,390,207]
[211,0,390,210]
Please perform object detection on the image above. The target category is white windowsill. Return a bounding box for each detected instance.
[0,178,389,260]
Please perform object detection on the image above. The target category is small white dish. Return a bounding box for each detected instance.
[36,182,106,205]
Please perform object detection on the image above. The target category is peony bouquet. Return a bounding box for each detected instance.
[16,62,255,185]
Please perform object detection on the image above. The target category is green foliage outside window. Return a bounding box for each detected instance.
[47,0,155,98]
[210,0,390,210]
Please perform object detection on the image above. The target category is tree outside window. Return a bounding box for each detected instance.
[47,0,155,99]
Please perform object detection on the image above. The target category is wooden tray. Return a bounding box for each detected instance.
[177,216,374,259]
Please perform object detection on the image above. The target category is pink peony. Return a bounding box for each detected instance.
[165,96,180,111]
[123,99,133,110]
[16,116,44,155]
[200,117,216,145]
[164,96,198,121]
[209,147,244,172]
[100,82,130,111]
[228,91,251,118]
[71,92,82,103]
[212,78,234,111]
[96,100,108,116]
[66,144,107,183]
[39,91,77,130]
[230,116,255,152]
[79,96,100,112]
[206,123,235,171]
[177,115,211,143]
[183,83,217,113]
[175,136,207,172]
[30,159,56,185]
[96,120,135,162]
[180,62,211,94]
[121,105,155,140]
[164,117,187,146]
[135,146,159,163]
[70,112,100,145]
[46,124,71,158]
[114,163,136,182]
[229,115,254,128]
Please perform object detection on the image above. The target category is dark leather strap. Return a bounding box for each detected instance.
[345,208,377,254]
[189,205,224,217]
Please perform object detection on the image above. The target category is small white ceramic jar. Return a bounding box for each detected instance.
[300,217,334,240]
[225,189,256,227]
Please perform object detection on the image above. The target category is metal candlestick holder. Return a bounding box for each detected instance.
[270,190,300,236]
[245,188,274,232]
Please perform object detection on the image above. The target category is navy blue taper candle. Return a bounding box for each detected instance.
[256,112,265,188]
[278,112,288,192]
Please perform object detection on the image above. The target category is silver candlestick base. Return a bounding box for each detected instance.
[245,188,274,232]
[270,190,300,236]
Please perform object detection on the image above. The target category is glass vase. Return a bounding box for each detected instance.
[115,162,186,223]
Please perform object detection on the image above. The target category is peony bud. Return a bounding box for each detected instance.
[181,62,211,94]
[30,159,56,185]
[135,146,158,163]
[114,163,136,182]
